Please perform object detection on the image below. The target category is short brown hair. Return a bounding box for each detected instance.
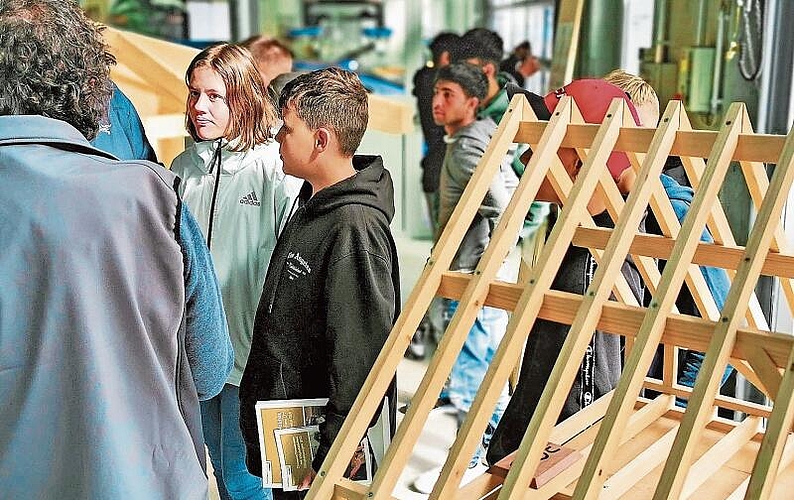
[278,68,368,157]
[184,43,277,151]
[240,35,294,66]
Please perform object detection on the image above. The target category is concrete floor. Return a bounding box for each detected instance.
[208,233,462,499]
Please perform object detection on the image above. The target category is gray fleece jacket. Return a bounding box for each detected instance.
[437,116,520,281]
[0,115,233,500]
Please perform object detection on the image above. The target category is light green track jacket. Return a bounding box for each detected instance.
[172,139,302,385]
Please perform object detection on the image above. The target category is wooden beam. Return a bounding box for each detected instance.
[499,99,642,499]
[437,273,794,370]
[641,379,772,418]
[307,95,536,499]
[514,123,786,164]
[428,96,574,500]
[571,227,794,279]
[725,434,794,499]
[366,94,414,135]
[598,427,677,499]
[548,0,585,89]
[576,104,745,499]
[745,345,794,498]
[654,107,794,500]
[679,416,762,498]
[742,345,784,397]
[537,395,676,500]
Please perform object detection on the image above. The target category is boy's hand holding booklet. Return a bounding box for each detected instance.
[255,398,387,491]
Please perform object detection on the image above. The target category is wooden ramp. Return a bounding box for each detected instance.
[306,93,794,499]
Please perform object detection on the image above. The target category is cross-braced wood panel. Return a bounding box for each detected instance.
[305,94,794,500]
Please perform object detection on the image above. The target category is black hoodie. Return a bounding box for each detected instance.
[240,155,400,476]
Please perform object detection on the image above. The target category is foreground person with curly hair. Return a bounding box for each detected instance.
[0,1,234,498]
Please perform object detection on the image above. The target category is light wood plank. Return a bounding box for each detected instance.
[600,427,677,499]
[368,94,533,499]
[499,99,648,499]
[745,345,794,498]
[729,358,771,399]
[681,416,762,498]
[642,379,773,418]
[725,435,794,500]
[529,395,676,500]
[437,273,794,372]
[654,107,794,500]
[548,0,586,89]
[331,478,368,500]
[543,153,641,306]
[307,95,532,500]
[571,227,794,279]
[742,345,784,398]
[317,92,794,500]
[676,110,769,331]
[429,97,578,500]
[574,103,744,499]
[737,155,794,322]
[514,123,786,164]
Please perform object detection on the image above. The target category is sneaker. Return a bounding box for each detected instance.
[410,462,488,494]
[411,466,442,494]
[404,330,426,360]
[397,396,457,415]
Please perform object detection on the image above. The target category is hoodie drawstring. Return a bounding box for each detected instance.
[206,138,223,250]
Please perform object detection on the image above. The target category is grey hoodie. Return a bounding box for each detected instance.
[437,116,520,281]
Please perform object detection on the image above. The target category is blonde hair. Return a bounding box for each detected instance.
[603,69,659,110]
[185,43,277,151]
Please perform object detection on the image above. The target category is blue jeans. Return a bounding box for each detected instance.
[201,384,273,500]
[445,301,510,463]
[676,351,735,407]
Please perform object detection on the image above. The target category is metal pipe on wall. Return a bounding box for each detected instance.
[757,0,794,337]
[709,2,726,116]
[695,0,709,46]
[653,0,669,63]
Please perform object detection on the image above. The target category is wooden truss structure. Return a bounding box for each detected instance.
[306,93,794,499]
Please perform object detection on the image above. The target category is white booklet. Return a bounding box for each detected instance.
[255,398,328,489]
[255,396,391,489]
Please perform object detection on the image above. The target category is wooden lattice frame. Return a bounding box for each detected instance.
[304,94,794,499]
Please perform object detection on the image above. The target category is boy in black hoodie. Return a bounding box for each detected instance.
[239,68,400,498]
